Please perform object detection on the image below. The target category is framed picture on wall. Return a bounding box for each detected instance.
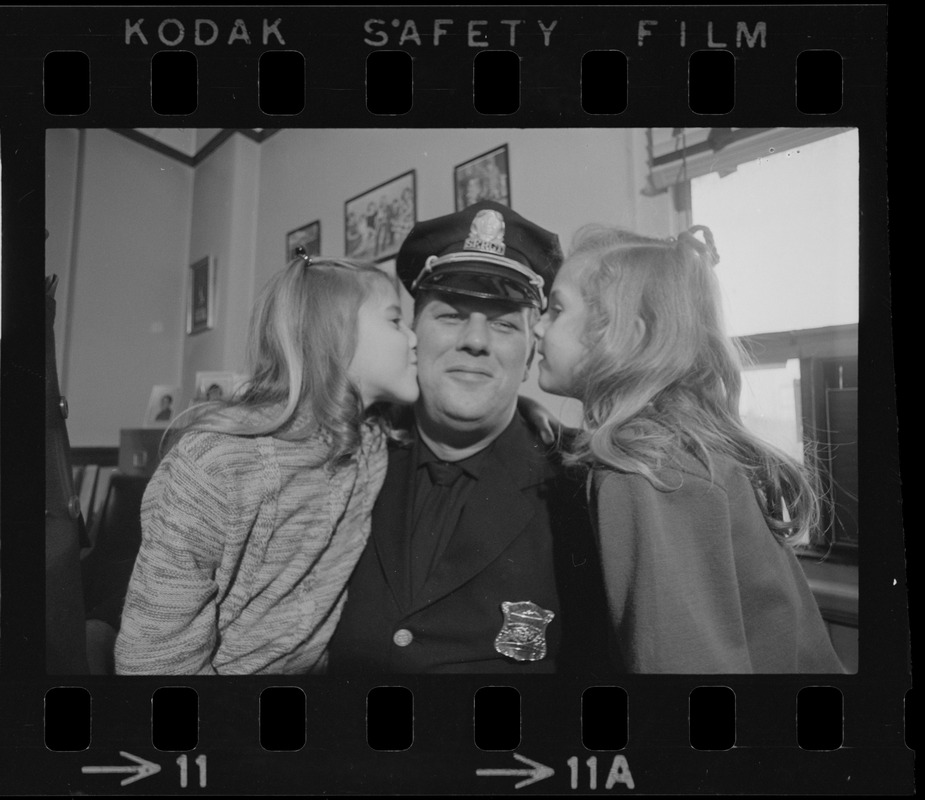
[187,255,215,335]
[344,170,416,263]
[144,384,180,427]
[454,144,510,211]
[286,219,321,262]
[193,371,245,403]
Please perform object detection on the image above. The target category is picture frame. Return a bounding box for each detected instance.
[186,255,215,335]
[143,384,180,428]
[454,144,510,211]
[192,371,246,403]
[286,219,321,262]
[344,169,416,263]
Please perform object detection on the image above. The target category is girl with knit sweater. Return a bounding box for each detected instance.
[533,224,845,673]
[115,257,418,675]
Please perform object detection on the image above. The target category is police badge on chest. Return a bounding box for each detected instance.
[494,601,555,662]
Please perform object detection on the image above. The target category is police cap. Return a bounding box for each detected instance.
[396,200,563,310]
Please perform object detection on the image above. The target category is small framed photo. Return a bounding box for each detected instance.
[144,384,180,427]
[286,220,321,262]
[187,255,215,335]
[345,170,416,263]
[193,371,245,403]
[454,144,511,211]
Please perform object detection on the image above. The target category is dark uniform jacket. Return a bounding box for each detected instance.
[328,413,614,674]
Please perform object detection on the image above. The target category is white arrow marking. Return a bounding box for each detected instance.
[82,751,161,786]
[477,752,555,789]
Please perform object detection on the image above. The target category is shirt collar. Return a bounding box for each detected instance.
[413,415,520,482]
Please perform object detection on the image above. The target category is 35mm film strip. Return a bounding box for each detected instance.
[1,4,905,796]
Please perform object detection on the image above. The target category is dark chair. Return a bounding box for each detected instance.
[81,473,149,635]
[81,472,150,674]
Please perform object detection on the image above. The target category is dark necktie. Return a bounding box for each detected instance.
[409,460,466,597]
[426,460,464,488]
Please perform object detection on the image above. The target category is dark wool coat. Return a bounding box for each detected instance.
[589,453,847,674]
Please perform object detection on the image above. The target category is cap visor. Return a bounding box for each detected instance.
[417,267,541,307]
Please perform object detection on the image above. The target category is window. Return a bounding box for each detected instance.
[690,129,858,338]
[735,330,858,552]
[739,358,803,463]
[687,129,859,556]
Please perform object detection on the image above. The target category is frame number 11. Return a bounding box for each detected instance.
[176,755,207,788]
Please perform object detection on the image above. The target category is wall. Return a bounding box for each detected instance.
[255,128,671,291]
[182,133,261,395]
[46,129,194,446]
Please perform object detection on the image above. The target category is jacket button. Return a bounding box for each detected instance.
[67,495,81,519]
[392,628,413,647]
[59,396,69,419]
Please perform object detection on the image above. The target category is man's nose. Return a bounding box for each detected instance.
[458,314,490,353]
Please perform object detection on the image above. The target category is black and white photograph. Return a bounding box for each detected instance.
[143,384,180,427]
[7,5,901,795]
[285,219,321,262]
[344,169,416,262]
[192,370,241,403]
[42,126,863,678]
[454,144,510,211]
[186,254,215,335]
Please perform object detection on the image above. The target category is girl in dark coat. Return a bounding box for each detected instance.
[534,224,846,674]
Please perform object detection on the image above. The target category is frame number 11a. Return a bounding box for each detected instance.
[567,756,635,790]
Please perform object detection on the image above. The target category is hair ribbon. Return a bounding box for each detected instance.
[293,245,313,267]
[676,225,720,267]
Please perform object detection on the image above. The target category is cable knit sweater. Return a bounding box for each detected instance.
[114,422,387,675]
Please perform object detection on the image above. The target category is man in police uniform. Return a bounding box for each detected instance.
[328,200,612,674]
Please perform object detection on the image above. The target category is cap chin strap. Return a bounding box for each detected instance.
[411,252,547,306]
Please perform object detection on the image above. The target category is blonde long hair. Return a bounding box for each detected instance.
[565,224,821,542]
[170,257,398,464]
